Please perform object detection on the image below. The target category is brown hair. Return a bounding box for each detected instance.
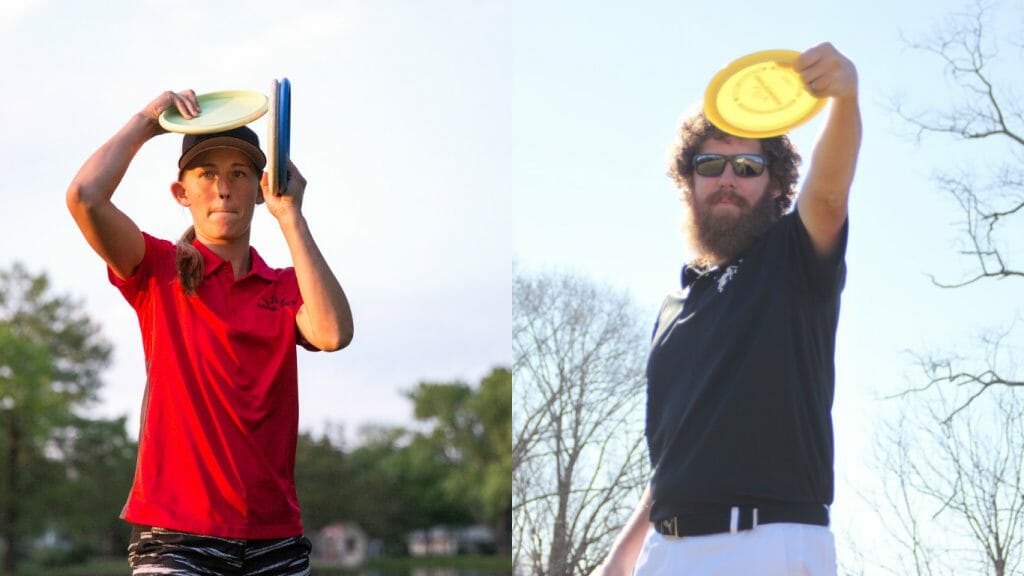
[667,108,802,216]
[173,153,262,295]
[175,225,203,296]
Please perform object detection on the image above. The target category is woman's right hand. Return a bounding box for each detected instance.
[138,90,201,132]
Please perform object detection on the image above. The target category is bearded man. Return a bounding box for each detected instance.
[593,42,861,576]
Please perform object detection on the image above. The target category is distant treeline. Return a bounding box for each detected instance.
[0,264,510,572]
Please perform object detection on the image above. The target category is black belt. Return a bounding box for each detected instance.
[653,503,829,538]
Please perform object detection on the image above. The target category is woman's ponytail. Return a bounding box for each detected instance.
[175,225,204,296]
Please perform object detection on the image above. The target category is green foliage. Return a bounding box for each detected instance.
[294,369,512,556]
[407,367,512,554]
[10,556,128,576]
[295,423,479,553]
[0,322,57,540]
[345,426,474,552]
[0,264,116,573]
[44,416,136,554]
[0,262,510,568]
[294,431,354,531]
[0,264,110,405]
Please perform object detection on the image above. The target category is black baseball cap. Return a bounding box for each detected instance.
[178,126,267,172]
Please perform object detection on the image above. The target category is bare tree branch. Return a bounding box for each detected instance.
[865,386,1024,575]
[513,269,649,576]
[890,1,1024,290]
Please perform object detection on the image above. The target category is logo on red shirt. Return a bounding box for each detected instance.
[258,294,298,311]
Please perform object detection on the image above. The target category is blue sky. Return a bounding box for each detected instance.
[0,0,511,442]
[512,0,1022,571]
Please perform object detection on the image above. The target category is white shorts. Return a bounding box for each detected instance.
[633,523,836,576]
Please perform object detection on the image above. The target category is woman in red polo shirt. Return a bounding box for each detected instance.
[66,90,353,576]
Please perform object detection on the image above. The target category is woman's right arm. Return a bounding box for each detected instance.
[591,484,653,576]
[66,91,199,279]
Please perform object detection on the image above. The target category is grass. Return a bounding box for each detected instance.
[367,555,511,572]
[14,555,512,576]
[13,557,128,576]
[314,555,512,575]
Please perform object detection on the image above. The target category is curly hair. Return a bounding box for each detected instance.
[667,108,802,216]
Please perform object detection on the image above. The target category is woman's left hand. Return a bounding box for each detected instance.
[260,159,306,220]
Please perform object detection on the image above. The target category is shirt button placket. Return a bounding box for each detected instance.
[223,268,235,318]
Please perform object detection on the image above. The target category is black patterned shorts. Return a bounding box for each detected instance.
[128,525,312,576]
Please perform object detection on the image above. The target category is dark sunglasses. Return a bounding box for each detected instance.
[693,153,768,178]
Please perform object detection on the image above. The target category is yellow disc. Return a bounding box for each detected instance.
[704,49,826,138]
[159,90,269,134]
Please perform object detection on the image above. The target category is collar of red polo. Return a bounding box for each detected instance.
[192,239,275,281]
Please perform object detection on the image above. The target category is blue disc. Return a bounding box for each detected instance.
[276,78,291,192]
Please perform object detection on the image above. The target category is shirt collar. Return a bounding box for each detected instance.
[681,262,715,288]
[193,239,275,282]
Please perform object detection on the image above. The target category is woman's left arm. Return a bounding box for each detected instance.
[263,161,354,351]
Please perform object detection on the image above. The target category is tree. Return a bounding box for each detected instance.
[408,367,513,555]
[893,0,1023,412]
[861,4,1024,574]
[512,269,649,576]
[345,425,475,552]
[46,415,137,559]
[293,430,353,533]
[0,264,111,573]
[296,366,512,557]
[295,420,486,554]
[869,387,1024,576]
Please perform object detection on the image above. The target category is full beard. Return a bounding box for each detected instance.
[683,188,779,267]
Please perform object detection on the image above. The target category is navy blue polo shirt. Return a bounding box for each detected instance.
[645,209,847,524]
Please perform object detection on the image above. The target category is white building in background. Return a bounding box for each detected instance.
[315,523,368,568]
[407,525,496,557]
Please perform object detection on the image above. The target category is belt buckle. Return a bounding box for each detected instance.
[660,517,678,537]
[731,506,760,534]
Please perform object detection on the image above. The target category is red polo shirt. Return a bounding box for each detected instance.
[110,233,314,539]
